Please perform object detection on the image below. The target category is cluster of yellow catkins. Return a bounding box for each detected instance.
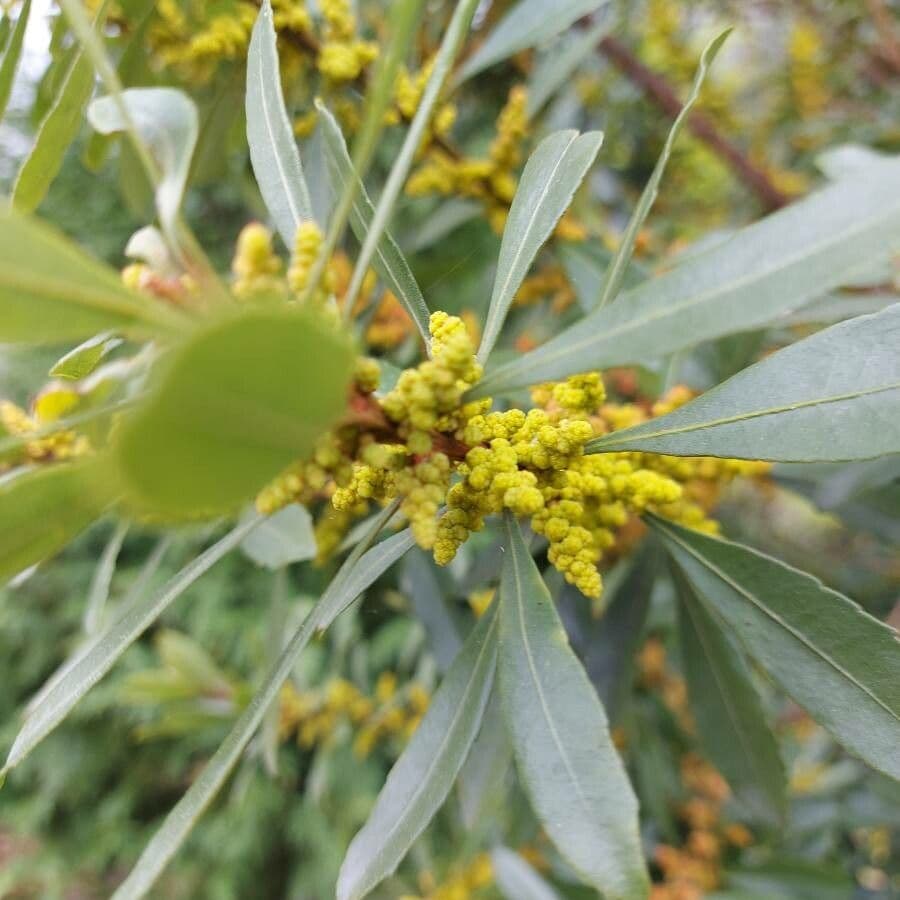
[279,672,429,758]
[0,400,89,470]
[256,305,768,601]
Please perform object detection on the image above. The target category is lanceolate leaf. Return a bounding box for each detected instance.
[650,515,900,781]
[88,88,199,246]
[111,515,414,900]
[0,208,181,344]
[596,30,729,310]
[112,307,354,519]
[477,129,604,363]
[239,504,317,569]
[50,332,123,381]
[674,567,787,827]
[317,102,431,347]
[336,604,498,900]
[0,458,113,585]
[455,0,610,83]
[498,514,648,899]
[492,846,563,900]
[12,0,109,213]
[587,303,900,462]
[247,0,314,244]
[2,517,261,776]
[468,157,900,398]
[0,0,30,121]
[83,519,129,635]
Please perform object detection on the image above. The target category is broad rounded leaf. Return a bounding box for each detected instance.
[469,157,900,398]
[587,303,900,462]
[337,604,498,900]
[651,515,900,781]
[112,307,354,518]
[498,514,648,899]
[477,129,604,363]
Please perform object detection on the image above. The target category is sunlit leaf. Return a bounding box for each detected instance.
[336,604,498,900]
[651,515,900,781]
[498,514,648,899]
[246,0,314,244]
[112,307,354,518]
[49,332,123,381]
[587,303,900,462]
[477,129,604,363]
[0,208,181,344]
[469,158,900,398]
[674,566,787,826]
[456,0,610,83]
[0,458,112,586]
[2,517,261,775]
[317,102,431,347]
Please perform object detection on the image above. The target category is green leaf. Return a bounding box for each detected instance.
[477,129,604,363]
[2,517,261,776]
[498,514,648,899]
[83,519,129,634]
[317,102,431,347]
[469,157,900,398]
[88,88,198,245]
[492,846,562,900]
[0,208,181,344]
[527,17,612,118]
[586,303,900,462]
[650,515,900,781]
[239,503,317,569]
[336,604,499,900]
[11,1,109,213]
[111,514,413,900]
[0,458,112,585]
[455,0,610,83]
[49,332,123,381]
[246,0,314,245]
[596,30,729,310]
[0,0,30,121]
[673,566,787,827]
[112,307,354,518]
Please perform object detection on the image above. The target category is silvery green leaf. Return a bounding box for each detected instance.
[586,303,900,462]
[246,0,314,244]
[240,504,317,569]
[816,143,894,180]
[83,520,128,635]
[477,129,604,363]
[493,846,562,900]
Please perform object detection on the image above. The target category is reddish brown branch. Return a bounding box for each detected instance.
[597,35,789,212]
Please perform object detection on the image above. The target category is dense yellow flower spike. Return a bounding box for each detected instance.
[253,302,768,601]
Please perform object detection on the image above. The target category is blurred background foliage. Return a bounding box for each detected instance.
[0,0,898,897]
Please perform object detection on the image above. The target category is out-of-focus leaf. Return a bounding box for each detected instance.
[674,567,787,826]
[780,292,895,326]
[0,458,112,586]
[0,0,30,121]
[816,143,893,180]
[240,504,317,569]
[337,606,498,900]
[12,1,109,213]
[651,515,900,781]
[527,17,612,118]
[492,846,562,900]
[111,513,413,900]
[2,517,261,775]
[246,0,314,244]
[112,307,354,519]
[558,241,647,312]
[0,208,181,344]
[317,103,431,347]
[83,519,128,634]
[477,129,603,362]
[498,514,648,899]
[587,304,900,462]
[596,30,729,310]
[49,332,123,381]
[88,88,198,245]
[469,158,900,398]
[456,0,610,83]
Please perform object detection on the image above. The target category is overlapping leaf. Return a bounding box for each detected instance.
[0,0,30,120]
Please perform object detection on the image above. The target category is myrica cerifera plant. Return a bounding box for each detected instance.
[1,0,899,898]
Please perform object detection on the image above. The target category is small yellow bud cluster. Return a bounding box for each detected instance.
[317,0,378,83]
[271,0,313,36]
[279,672,430,756]
[395,454,452,548]
[287,220,337,304]
[232,223,284,299]
[0,400,89,468]
[513,265,577,312]
[788,20,830,117]
[401,853,494,900]
[385,58,457,150]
